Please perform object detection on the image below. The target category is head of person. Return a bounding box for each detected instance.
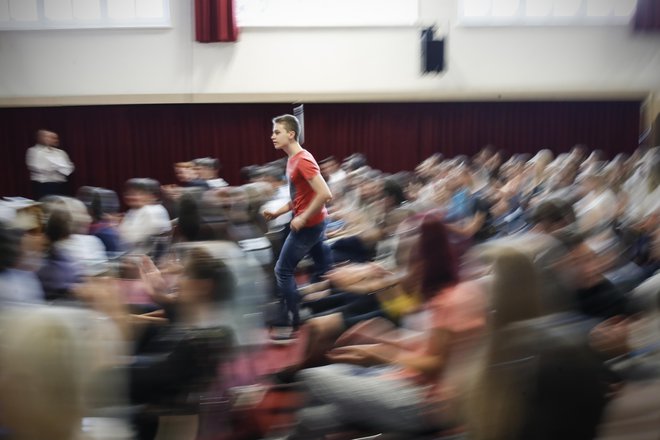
[569,144,588,164]
[381,178,406,210]
[271,114,301,149]
[123,178,160,209]
[411,211,459,300]
[42,196,92,236]
[530,199,574,234]
[77,187,120,223]
[177,247,236,306]
[488,247,542,330]
[260,165,286,189]
[177,193,202,242]
[344,153,368,172]
[240,164,261,183]
[319,156,340,180]
[174,161,196,183]
[194,157,220,180]
[36,129,58,147]
[44,208,73,245]
[0,307,91,440]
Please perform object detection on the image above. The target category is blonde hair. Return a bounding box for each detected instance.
[0,308,92,440]
[465,248,542,440]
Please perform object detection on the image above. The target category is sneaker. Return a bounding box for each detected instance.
[269,326,298,345]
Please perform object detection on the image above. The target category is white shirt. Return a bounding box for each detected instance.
[328,169,347,194]
[0,268,44,307]
[260,185,292,231]
[207,178,229,188]
[119,204,171,252]
[574,189,618,234]
[55,234,109,277]
[25,144,75,183]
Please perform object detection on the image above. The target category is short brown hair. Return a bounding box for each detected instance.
[272,114,301,141]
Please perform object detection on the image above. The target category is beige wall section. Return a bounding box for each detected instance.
[0,0,659,105]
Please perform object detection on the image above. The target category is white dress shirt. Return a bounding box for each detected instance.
[25,144,75,183]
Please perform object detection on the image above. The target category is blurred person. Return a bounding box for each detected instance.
[172,192,216,243]
[342,152,368,172]
[161,161,208,210]
[277,213,487,438]
[77,186,125,257]
[466,248,609,440]
[174,161,208,188]
[616,148,660,270]
[41,196,109,277]
[263,114,332,341]
[0,306,129,440]
[319,156,347,196]
[519,148,554,207]
[259,166,293,232]
[622,147,660,228]
[271,210,423,381]
[36,209,81,301]
[0,220,44,307]
[240,164,262,184]
[118,178,172,255]
[92,247,237,440]
[574,169,618,237]
[194,157,228,188]
[25,129,75,199]
[329,177,407,264]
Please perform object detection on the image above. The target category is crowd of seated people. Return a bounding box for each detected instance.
[0,145,658,440]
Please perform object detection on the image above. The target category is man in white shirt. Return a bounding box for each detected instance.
[25,130,75,199]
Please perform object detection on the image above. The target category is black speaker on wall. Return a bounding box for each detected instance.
[421,27,445,74]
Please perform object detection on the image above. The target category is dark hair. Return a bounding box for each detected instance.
[418,212,459,299]
[240,165,260,182]
[272,114,301,141]
[344,153,367,171]
[184,247,236,303]
[261,165,286,182]
[319,156,338,166]
[530,200,564,227]
[194,157,220,170]
[178,193,202,241]
[77,187,120,221]
[382,178,406,207]
[45,209,72,243]
[124,178,160,198]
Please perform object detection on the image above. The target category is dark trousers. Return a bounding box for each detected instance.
[32,181,67,200]
[274,219,331,328]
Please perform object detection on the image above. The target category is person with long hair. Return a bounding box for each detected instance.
[466,248,609,440]
[279,212,488,438]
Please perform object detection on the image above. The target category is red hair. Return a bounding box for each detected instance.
[418,211,459,299]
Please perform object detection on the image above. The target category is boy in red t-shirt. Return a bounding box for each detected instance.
[263,114,333,341]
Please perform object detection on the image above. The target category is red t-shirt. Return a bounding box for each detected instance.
[287,149,327,227]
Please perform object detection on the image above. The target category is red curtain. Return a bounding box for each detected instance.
[633,0,660,31]
[0,101,639,200]
[195,0,239,43]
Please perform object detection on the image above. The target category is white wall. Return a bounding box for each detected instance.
[1,0,659,105]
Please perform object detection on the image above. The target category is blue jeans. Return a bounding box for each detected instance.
[274,219,331,328]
